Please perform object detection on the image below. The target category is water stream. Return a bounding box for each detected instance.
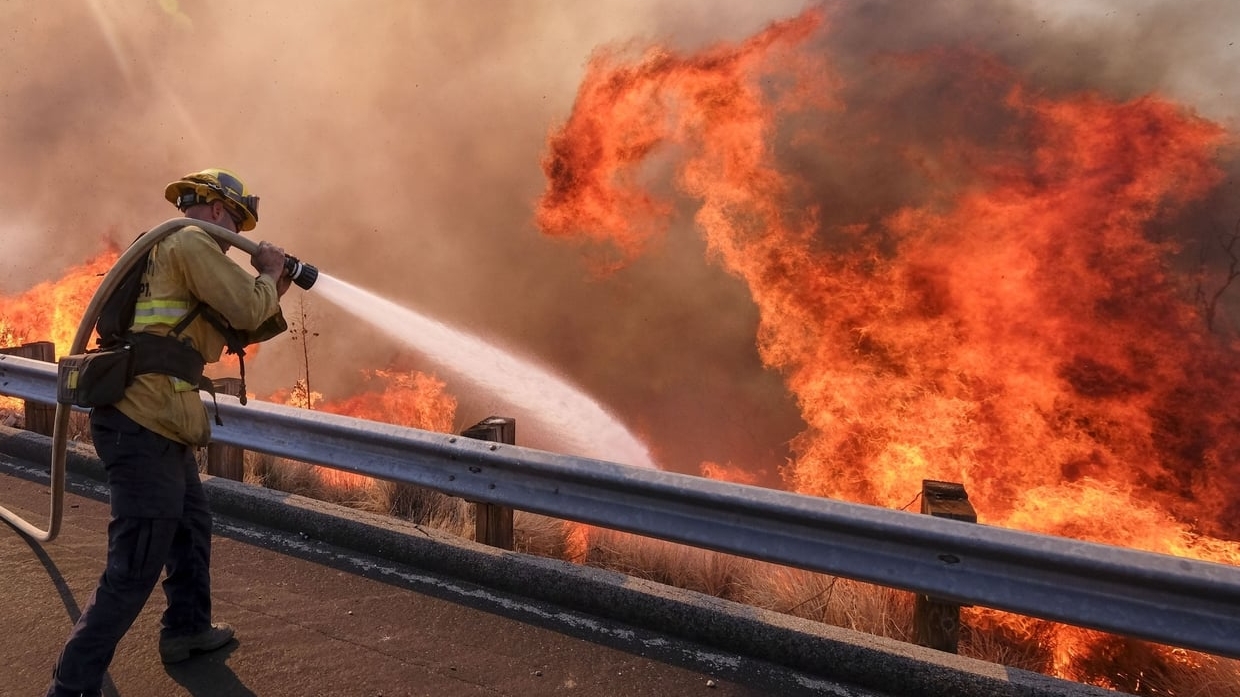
[311,273,656,469]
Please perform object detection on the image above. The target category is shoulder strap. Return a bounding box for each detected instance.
[169,304,204,338]
[186,305,250,406]
[195,307,249,357]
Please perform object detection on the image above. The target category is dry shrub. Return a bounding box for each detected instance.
[66,411,92,441]
[512,511,573,558]
[1065,639,1240,697]
[1177,656,1240,697]
[380,481,471,535]
[746,564,915,642]
[957,614,1053,674]
[0,405,90,441]
[578,528,759,603]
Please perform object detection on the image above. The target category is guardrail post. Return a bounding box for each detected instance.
[461,416,516,550]
[206,377,246,481]
[0,341,56,436]
[913,479,977,653]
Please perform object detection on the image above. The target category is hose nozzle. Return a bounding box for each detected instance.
[283,255,319,290]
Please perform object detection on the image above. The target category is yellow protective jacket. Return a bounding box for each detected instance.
[114,224,286,446]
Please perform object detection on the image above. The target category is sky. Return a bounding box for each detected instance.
[1,0,1236,478]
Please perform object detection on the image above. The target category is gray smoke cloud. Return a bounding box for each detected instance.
[1,1,1236,480]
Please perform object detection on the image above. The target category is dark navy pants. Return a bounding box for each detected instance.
[47,406,213,697]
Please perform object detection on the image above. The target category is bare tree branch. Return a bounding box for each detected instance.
[1197,217,1240,333]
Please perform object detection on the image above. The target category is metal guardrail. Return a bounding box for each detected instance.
[2,353,1239,659]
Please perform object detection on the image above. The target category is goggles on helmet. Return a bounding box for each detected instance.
[171,172,259,228]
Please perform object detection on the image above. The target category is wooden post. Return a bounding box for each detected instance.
[0,341,56,436]
[913,479,977,653]
[205,377,246,481]
[461,416,516,550]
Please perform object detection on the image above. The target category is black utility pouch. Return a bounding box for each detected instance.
[57,347,133,407]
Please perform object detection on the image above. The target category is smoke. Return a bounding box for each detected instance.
[1,1,1237,481]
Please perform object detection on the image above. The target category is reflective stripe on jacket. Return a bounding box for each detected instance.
[132,298,195,329]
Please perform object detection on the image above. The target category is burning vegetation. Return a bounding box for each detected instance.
[537,6,1240,554]
[535,5,1240,687]
[0,249,118,358]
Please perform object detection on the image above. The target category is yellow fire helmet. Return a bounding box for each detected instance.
[164,167,260,231]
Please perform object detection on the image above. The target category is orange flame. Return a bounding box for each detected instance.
[0,249,116,358]
[269,369,458,488]
[538,6,1240,679]
[317,369,457,432]
[0,249,113,415]
[699,460,761,486]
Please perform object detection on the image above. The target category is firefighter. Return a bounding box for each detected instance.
[47,168,292,697]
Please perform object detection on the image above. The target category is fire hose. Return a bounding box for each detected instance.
[0,217,317,542]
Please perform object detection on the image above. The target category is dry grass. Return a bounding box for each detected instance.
[242,453,468,533]
[748,563,917,641]
[581,528,761,603]
[242,452,574,554]
[0,406,92,441]
[512,510,576,559]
